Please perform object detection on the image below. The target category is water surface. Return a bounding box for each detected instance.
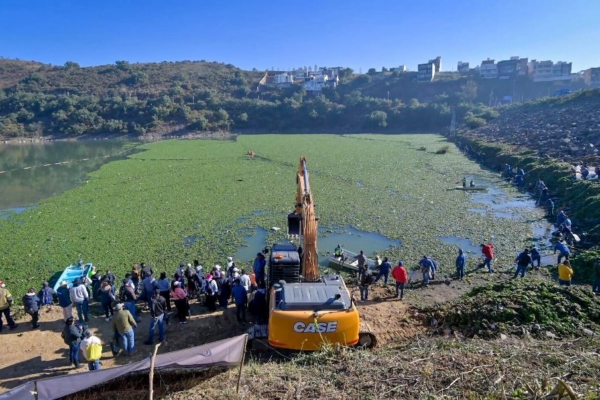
[0,141,138,210]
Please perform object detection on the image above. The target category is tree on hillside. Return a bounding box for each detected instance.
[338,68,354,82]
[382,67,388,72]
[367,68,377,75]
[460,80,478,103]
[64,61,80,69]
[369,110,387,128]
[115,60,131,71]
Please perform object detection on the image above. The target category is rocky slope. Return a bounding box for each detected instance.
[465,89,600,165]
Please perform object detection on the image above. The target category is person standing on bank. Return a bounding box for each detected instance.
[359,266,374,301]
[56,281,73,321]
[69,278,90,323]
[62,317,83,368]
[480,243,495,273]
[111,303,137,356]
[231,279,248,325]
[22,288,41,329]
[145,289,166,345]
[558,260,574,286]
[456,248,467,280]
[391,261,408,300]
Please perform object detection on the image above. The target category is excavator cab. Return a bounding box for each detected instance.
[287,212,301,236]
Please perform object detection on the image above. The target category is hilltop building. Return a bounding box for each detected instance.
[428,57,442,73]
[584,67,600,86]
[457,61,469,74]
[529,60,572,82]
[480,59,498,79]
[497,57,528,79]
[417,63,435,82]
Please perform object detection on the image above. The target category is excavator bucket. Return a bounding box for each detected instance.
[287,213,301,236]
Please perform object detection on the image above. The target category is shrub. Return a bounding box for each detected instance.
[465,116,487,129]
[436,145,450,154]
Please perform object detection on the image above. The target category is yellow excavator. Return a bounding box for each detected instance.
[266,157,375,351]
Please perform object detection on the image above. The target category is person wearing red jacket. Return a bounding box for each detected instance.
[391,261,409,300]
[480,243,495,273]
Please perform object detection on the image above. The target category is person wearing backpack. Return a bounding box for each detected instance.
[359,266,374,301]
[22,288,41,329]
[39,282,54,308]
[80,329,102,370]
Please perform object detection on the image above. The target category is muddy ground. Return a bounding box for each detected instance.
[0,263,557,395]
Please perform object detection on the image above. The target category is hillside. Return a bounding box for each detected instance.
[464,89,600,165]
[0,59,496,139]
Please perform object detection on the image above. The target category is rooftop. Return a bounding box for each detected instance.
[277,275,352,311]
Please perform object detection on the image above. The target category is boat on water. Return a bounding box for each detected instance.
[53,262,94,291]
[327,248,378,272]
[454,186,487,191]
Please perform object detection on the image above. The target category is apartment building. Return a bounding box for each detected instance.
[480,59,498,79]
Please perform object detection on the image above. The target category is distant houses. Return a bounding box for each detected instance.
[268,67,339,93]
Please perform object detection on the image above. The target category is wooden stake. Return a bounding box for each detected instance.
[149,342,161,400]
[235,335,249,394]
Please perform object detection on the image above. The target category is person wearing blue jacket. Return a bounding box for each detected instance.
[556,211,567,227]
[554,240,571,264]
[22,288,41,329]
[455,249,466,280]
[231,279,248,324]
[39,282,54,307]
[253,253,266,286]
[419,256,434,286]
[56,281,73,321]
[374,257,392,285]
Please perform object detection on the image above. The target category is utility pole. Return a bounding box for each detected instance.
[450,108,456,140]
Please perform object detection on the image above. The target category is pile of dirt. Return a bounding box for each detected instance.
[465,89,600,164]
[424,280,600,339]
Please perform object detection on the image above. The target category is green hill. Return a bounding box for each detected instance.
[0,58,589,139]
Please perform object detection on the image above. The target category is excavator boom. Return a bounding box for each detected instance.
[287,157,318,281]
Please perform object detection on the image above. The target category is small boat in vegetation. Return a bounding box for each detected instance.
[52,261,94,291]
[327,248,378,272]
[454,186,487,191]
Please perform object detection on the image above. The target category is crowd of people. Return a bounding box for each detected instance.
[0,253,272,371]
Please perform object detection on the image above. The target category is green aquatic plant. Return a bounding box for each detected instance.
[0,134,540,299]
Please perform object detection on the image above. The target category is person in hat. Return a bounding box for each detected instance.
[111,303,137,356]
[456,248,467,280]
[0,280,18,332]
[253,253,266,286]
[56,281,73,321]
[177,262,185,278]
[391,261,408,300]
[22,287,41,329]
[62,317,83,367]
[226,256,234,271]
[171,281,189,323]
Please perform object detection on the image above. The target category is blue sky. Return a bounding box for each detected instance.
[1,0,598,72]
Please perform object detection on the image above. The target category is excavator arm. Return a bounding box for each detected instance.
[287,156,319,281]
